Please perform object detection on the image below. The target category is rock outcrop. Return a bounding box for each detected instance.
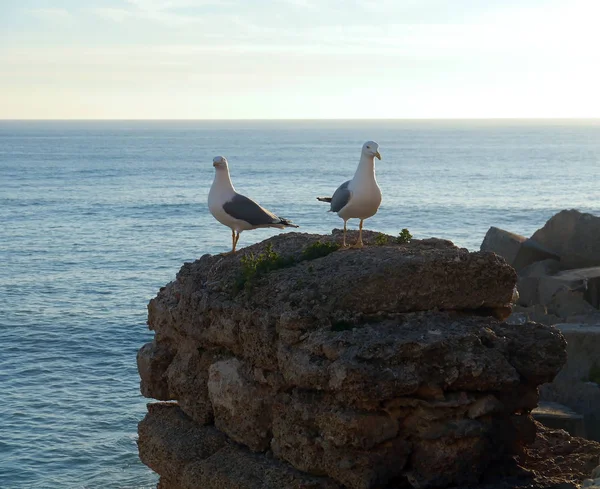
[138,230,567,489]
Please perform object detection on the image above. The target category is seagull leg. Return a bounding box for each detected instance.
[342,220,349,248]
[220,230,237,256]
[351,220,365,248]
[359,219,364,245]
[233,232,240,251]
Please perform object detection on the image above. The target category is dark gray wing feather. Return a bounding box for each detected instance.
[329,180,352,212]
[223,193,284,226]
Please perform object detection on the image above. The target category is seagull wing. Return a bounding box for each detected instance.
[223,193,297,228]
[329,180,352,212]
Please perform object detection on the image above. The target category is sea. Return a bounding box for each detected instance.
[1,119,599,488]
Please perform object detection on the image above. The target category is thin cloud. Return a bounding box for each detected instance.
[279,0,320,9]
[26,8,74,22]
[88,0,234,26]
[123,0,233,13]
[89,5,201,26]
[90,8,133,23]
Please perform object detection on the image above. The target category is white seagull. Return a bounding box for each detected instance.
[317,141,382,248]
[208,156,299,254]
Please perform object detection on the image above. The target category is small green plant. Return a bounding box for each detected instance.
[302,240,340,260]
[374,233,389,246]
[234,244,294,292]
[397,228,413,244]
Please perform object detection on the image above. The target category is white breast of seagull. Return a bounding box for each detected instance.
[338,162,382,221]
[208,173,252,232]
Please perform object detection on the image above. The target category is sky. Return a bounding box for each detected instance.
[1,0,599,119]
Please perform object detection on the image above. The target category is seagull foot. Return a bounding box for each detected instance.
[219,251,236,256]
[349,241,364,249]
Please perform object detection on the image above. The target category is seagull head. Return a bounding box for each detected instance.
[362,141,381,160]
[212,156,229,170]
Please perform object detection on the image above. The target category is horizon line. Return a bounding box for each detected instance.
[1,117,600,122]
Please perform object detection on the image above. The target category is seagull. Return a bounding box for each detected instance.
[208,156,299,254]
[317,141,382,248]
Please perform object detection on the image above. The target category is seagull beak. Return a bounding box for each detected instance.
[375,151,382,160]
[213,162,218,167]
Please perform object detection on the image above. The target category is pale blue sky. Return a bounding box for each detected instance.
[1,0,599,119]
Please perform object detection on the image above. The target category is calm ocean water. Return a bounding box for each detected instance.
[1,119,599,488]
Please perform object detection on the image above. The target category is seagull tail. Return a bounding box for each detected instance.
[317,197,332,203]
[279,218,299,228]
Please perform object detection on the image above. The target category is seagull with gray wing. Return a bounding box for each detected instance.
[208,156,299,254]
[317,141,382,248]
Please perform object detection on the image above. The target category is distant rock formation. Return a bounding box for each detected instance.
[530,209,600,270]
[481,209,600,324]
[481,210,600,443]
[137,230,569,489]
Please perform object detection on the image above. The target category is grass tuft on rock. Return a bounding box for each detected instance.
[302,240,340,260]
[233,240,340,293]
[234,244,295,292]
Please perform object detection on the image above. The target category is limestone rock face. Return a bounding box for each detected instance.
[138,402,228,487]
[138,403,337,489]
[137,231,567,489]
[207,358,275,451]
[166,346,218,425]
[137,341,175,401]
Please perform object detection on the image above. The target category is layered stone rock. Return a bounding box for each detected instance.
[137,231,566,489]
[138,403,338,489]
